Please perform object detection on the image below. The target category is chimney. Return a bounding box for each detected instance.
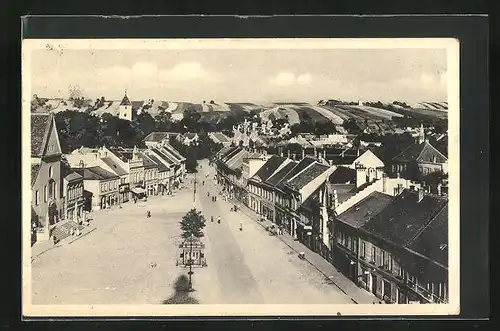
[382,174,387,193]
[437,183,442,196]
[396,172,400,179]
[417,188,424,203]
[302,148,305,159]
[323,149,326,160]
[357,148,360,157]
[287,149,291,159]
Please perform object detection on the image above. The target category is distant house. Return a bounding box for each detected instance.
[208,132,232,147]
[392,135,448,178]
[143,131,181,147]
[178,133,199,146]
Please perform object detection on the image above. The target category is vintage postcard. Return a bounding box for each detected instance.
[22,38,460,317]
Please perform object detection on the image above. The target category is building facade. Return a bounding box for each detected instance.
[31,113,64,241]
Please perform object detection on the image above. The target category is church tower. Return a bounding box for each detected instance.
[118,91,132,121]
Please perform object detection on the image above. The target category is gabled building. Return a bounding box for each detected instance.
[144,152,171,195]
[60,159,85,223]
[332,188,449,304]
[392,128,448,179]
[154,143,186,185]
[31,113,64,241]
[106,146,147,198]
[142,131,181,148]
[72,166,120,211]
[137,151,159,196]
[208,132,232,148]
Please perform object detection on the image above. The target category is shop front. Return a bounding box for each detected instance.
[131,186,147,201]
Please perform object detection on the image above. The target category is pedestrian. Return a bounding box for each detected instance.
[217,216,221,224]
[239,222,243,231]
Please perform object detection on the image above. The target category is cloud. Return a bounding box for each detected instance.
[269,72,313,87]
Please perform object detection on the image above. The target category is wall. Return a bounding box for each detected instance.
[32,157,63,228]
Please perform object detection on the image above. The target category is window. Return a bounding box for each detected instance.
[44,185,47,202]
[35,190,39,205]
[371,247,376,262]
[48,166,53,178]
[361,242,366,258]
[54,182,57,198]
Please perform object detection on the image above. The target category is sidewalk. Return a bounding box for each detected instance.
[31,222,97,262]
[227,195,379,304]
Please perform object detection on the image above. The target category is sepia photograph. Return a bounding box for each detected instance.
[22,38,460,317]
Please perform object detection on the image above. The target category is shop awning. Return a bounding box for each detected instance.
[131,187,146,195]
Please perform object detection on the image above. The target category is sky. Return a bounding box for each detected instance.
[30,48,448,104]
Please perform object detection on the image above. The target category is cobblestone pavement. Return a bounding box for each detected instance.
[31,161,359,305]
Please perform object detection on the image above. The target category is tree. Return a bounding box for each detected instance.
[179,209,206,239]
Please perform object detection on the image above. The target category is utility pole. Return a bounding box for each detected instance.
[193,172,197,203]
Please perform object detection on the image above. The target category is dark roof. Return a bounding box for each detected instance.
[31,114,51,157]
[154,147,180,165]
[184,133,198,139]
[330,183,357,204]
[252,156,287,182]
[226,149,248,170]
[329,166,356,184]
[211,132,231,143]
[286,163,331,191]
[120,93,132,106]
[337,191,394,228]
[61,161,83,182]
[31,164,41,186]
[108,148,132,162]
[276,157,317,190]
[265,161,297,186]
[328,154,358,165]
[139,152,158,169]
[407,206,448,266]
[100,157,128,176]
[75,166,119,181]
[393,141,447,163]
[163,144,185,161]
[361,189,448,247]
[221,147,242,163]
[147,154,170,172]
[151,148,174,166]
[143,132,169,142]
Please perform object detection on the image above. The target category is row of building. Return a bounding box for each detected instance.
[30,113,186,242]
[212,133,449,304]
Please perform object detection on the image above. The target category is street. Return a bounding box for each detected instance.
[31,160,355,305]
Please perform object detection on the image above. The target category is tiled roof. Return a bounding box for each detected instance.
[407,206,448,266]
[212,132,231,143]
[61,161,82,182]
[215,146,232,159]
[100,157,128,176]
[151,148,174,166]
[266,161,298,187]
[143,132,169,142]
[163,144,185,161]
[276,157,317,190]
[252,156,287,182]
[75,166,119,181]
[329,166,356,184]
[286,163,331,191]
[337,191,394,228]
[139,152,158,169]
[393,141,447,163]
[31,114,51,157]
[120,94,132,106]
[330,183,357,204]
[107,148,132,162]
[221,147,242,163]
[147,154,170,172]
[226,149,248,170]
[328,154,358,165]
[31,164,41,186]
[361,189,448,247]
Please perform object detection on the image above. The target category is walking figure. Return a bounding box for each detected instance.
[217,216,221,224]
[147,211,151,218]
[239,222,243,231]
[211,216,214,222]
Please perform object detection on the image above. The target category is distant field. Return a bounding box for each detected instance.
[293,106,330,124]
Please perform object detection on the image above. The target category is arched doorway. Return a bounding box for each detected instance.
[48,200,58,225]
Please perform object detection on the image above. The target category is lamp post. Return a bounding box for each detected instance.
[193,172,197,203]
[187,234,194,291]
